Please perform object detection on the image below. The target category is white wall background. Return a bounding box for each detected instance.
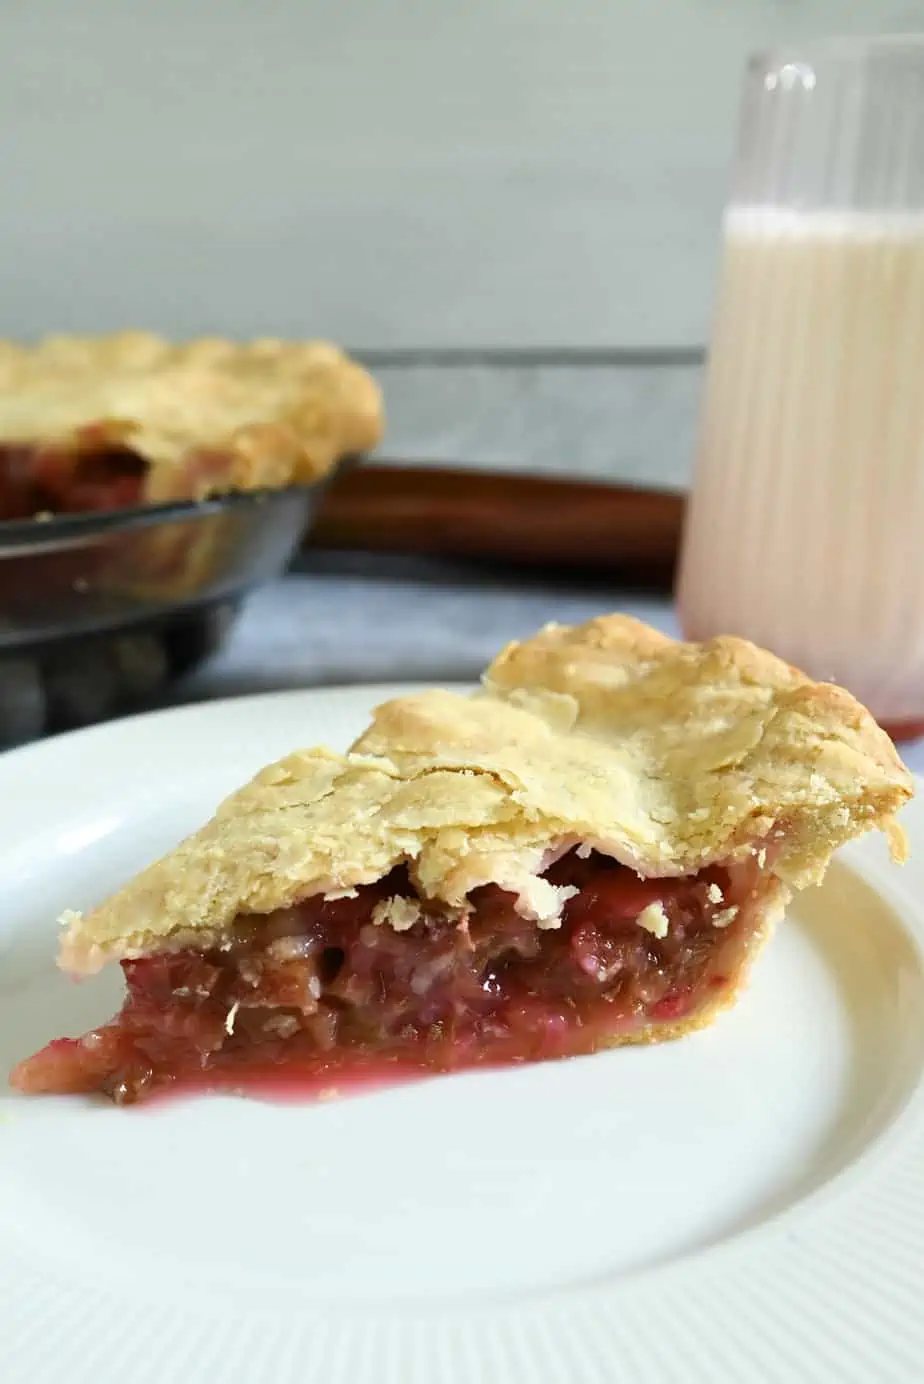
[0,0,917,349]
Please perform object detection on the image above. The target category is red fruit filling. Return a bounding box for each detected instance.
[0,440,147,519]
[11,850,770,1104]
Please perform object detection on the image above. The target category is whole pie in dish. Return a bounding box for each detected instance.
[0,332,383,520]
[11,616,912,1103]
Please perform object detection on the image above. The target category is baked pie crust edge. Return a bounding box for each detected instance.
[0,331,384,502]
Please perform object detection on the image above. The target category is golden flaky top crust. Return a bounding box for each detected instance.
[60,616,913,972]
[0,332,383,497]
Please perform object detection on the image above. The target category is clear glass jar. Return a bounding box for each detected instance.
[677,35,924,738]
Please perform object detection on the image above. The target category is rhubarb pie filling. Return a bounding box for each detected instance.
[12,850,774,1104]
[0,438,246,519]
[0,440,148,519]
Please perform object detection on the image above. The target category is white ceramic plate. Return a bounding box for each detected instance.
[2,687,924,1384]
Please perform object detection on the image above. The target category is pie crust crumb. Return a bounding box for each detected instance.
[636,901,670,939]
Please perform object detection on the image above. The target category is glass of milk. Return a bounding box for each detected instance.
[677,36,924,738]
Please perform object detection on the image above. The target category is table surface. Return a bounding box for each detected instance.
[178,554,924,775]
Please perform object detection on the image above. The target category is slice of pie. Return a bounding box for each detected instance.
[0,332,383,520]
[11,616,912,1104]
